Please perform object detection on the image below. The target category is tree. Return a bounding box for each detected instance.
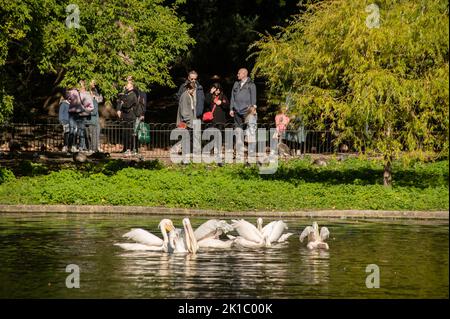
[0,0,194,123]
[252,0,449,186]
[0,0,37,123]
[40,0,194,99]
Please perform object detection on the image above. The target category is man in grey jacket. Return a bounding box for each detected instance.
[176,70,205,119]
[230,68,257,128]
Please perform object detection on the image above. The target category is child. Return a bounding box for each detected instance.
[275,105,290,142]
[245,106,257,142]
[245,106,257,161]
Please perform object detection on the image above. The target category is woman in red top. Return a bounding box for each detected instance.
[204,83,230,130]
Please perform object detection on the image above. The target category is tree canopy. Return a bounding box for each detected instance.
[0,0,193,122]
[252,0,449,184]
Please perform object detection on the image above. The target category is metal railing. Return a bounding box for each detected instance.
[0,120,357,158]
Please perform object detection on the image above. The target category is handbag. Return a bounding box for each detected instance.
[202,104,217,122]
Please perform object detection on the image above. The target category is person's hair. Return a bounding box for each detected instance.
[278,104,288,114]
[188,70,198,77]
[245,105,257,118]
[185,82,195,91]
[211,82,222,91]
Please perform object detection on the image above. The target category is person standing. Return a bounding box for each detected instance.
[176,82,196,129]
[77,80,94,151]
[117,81,144,155]
[275,105,290,142]
[230,68,257,129]
[67,87,79,152]
[245,106,258,161]
[67,81,93,152]
[86,80,103,152]
[176,70,205,119]
[204,82,230,130]
[58,90,70,153]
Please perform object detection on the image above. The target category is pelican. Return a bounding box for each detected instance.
[194,219,235,249]
[230,219,270,248]
[114,219,175,252]
[299,222,330,250]
[170,218,199,254]
[256,217,294,244]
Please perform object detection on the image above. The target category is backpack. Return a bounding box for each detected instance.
[134,88,147,117]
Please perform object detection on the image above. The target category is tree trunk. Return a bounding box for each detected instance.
[383,124,393,187]
[383,156,392,187]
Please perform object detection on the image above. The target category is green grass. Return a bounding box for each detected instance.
[0,158,448,211]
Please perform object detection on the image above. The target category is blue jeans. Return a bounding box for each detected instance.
[70,115,86,150]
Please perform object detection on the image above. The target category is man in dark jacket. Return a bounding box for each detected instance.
[176,70,205,119]
[117,81,145,155]
[230,68,257,128]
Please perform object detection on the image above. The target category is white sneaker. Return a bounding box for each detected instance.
[62,146,68,153]
[70,146,77,153]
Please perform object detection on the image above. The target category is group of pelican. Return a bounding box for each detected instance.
[115,218,330,254]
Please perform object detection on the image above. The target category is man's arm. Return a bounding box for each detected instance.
[229,82,237,116]
[230,82,237,111]
[176,82,185,101]
[249,82,257,107]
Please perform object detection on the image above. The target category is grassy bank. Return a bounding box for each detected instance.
[0,158,448,211]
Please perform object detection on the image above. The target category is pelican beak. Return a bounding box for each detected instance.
[183,218,198,254]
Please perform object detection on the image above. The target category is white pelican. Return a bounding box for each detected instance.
[299,222,330,250]
[230,219,269,248]
[194,219,235,249]
[170,218,199,254]
[256,217,294,244]
[114,219,175,252]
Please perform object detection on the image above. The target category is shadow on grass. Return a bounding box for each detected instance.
[235,162,449,189]
[1,158,164,178]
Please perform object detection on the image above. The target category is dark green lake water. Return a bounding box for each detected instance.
[0,214,448,298]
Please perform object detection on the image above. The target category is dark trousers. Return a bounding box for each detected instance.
[233,112,246,129]
[121,120,137,152]
[86,124,99,151]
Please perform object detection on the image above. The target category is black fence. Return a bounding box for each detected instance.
[0,120,358,158]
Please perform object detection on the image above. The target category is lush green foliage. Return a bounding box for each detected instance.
[252,0,449,164]
[39,0,194,98]
[0,159,447,211]
[0,0,193,122]
[0,167,15,184]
